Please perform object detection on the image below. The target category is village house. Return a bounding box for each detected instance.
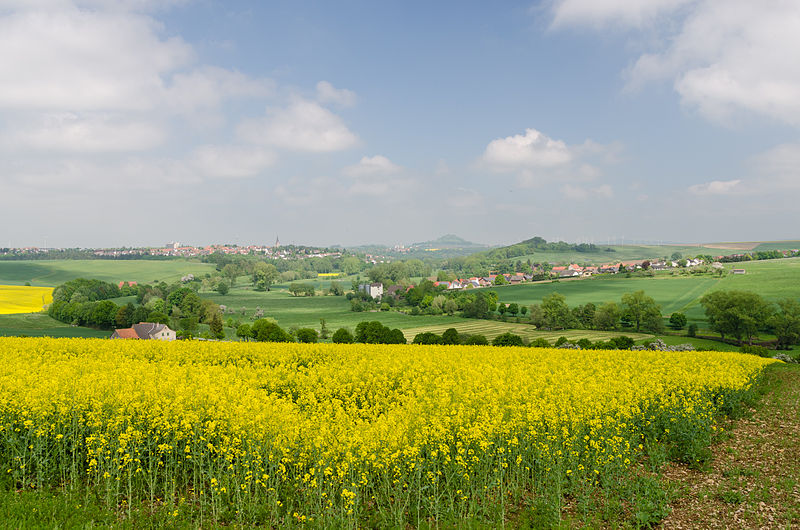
[359,283,384,299]
[111,322,176,341]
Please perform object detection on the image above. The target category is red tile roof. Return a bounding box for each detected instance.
[113,328,139,339]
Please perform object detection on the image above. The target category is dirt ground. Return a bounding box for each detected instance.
[661,363,800,529]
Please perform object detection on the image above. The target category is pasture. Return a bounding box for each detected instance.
[510,243,704,266]
[0,313,108,338]
[0,285,53,314]
[492,258,800,322]
[500,240,800,265]
[0,259,215,287]
[202,285,466,332]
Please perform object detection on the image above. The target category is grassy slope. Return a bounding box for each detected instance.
[493,240,800,265]
[491,257,800,323]
[0,313,108,338]
[753,240,800,251]
[507,244,702,265]
[0,260,215,287]
[203,285,466,332]
[492,274,723,321]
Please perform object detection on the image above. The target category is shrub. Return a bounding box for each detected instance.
[463,334,489,345]
[295,328,319,343]
[529,338,551,348]
[331,328,354,344]
[441,328,460,345]
[355,321,406,344]
[669,312,687,330]
[610,336,635,350]
[251,319,294,343]
[554,336,569,347]
[740,344,770,357]
[413,332,443,345]
[492,333,524,347]
[687,323,698,337]
[576,338,593,350]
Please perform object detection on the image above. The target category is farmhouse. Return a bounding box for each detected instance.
[359,283,384,299]
[111,322,176,341]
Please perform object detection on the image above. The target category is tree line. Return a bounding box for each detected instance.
[700,290,800,348]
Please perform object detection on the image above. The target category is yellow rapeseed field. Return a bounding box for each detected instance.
[0,285,53,314]
[0,337,775,525]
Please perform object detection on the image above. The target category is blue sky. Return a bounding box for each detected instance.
[1,0,799,247]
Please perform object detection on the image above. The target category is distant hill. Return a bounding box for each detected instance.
[411,234,488,249]
[467,236,715,265]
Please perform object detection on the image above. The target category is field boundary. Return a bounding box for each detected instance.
[401,320,653,342]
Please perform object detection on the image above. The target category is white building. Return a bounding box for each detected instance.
[359,283,384,299]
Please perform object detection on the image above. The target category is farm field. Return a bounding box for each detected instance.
[0,337,775,527]
[0,313,109,338]
[753,240,800,251]
[0,259,215,287]
[493,274,722,321]
[497,240,800,265]
[201,285,467,332]
[510,243,705,266]
[0,285,53,314]
[401,320,653,343]
[492,258,800,323]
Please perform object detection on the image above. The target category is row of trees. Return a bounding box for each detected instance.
[700,290,800,347]
[527,291,664,333]
[235,319,406,345]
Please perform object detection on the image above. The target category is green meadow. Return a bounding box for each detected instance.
[202,285,466,333]
[0,259,215,287]
[490,258,800,323]
[1,256,798,342]
[0,313,108,338]
[499,240,800,266]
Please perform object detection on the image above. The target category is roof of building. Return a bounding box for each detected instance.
[113,328,139,339]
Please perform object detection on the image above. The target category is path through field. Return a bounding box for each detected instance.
[662,362,800,529]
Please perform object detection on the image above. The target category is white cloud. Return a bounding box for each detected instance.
[238,99,359,152]
[0,3,274,119]
[165,66,274,114]
[0,0,190,13]
[340,155,415,197]
[316,81,356,107]
[552,0,800,126]
[561,183,613,200]
[342,155,401,177]
[550,0,695,29]
[0,9,192,111]
[687,179,742,195]
[483,128,572,170]
[481,127,616,189]
[749,142,800,190]
[1,113,165,152]
[191,145,275,179]
[446,187,485,211]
